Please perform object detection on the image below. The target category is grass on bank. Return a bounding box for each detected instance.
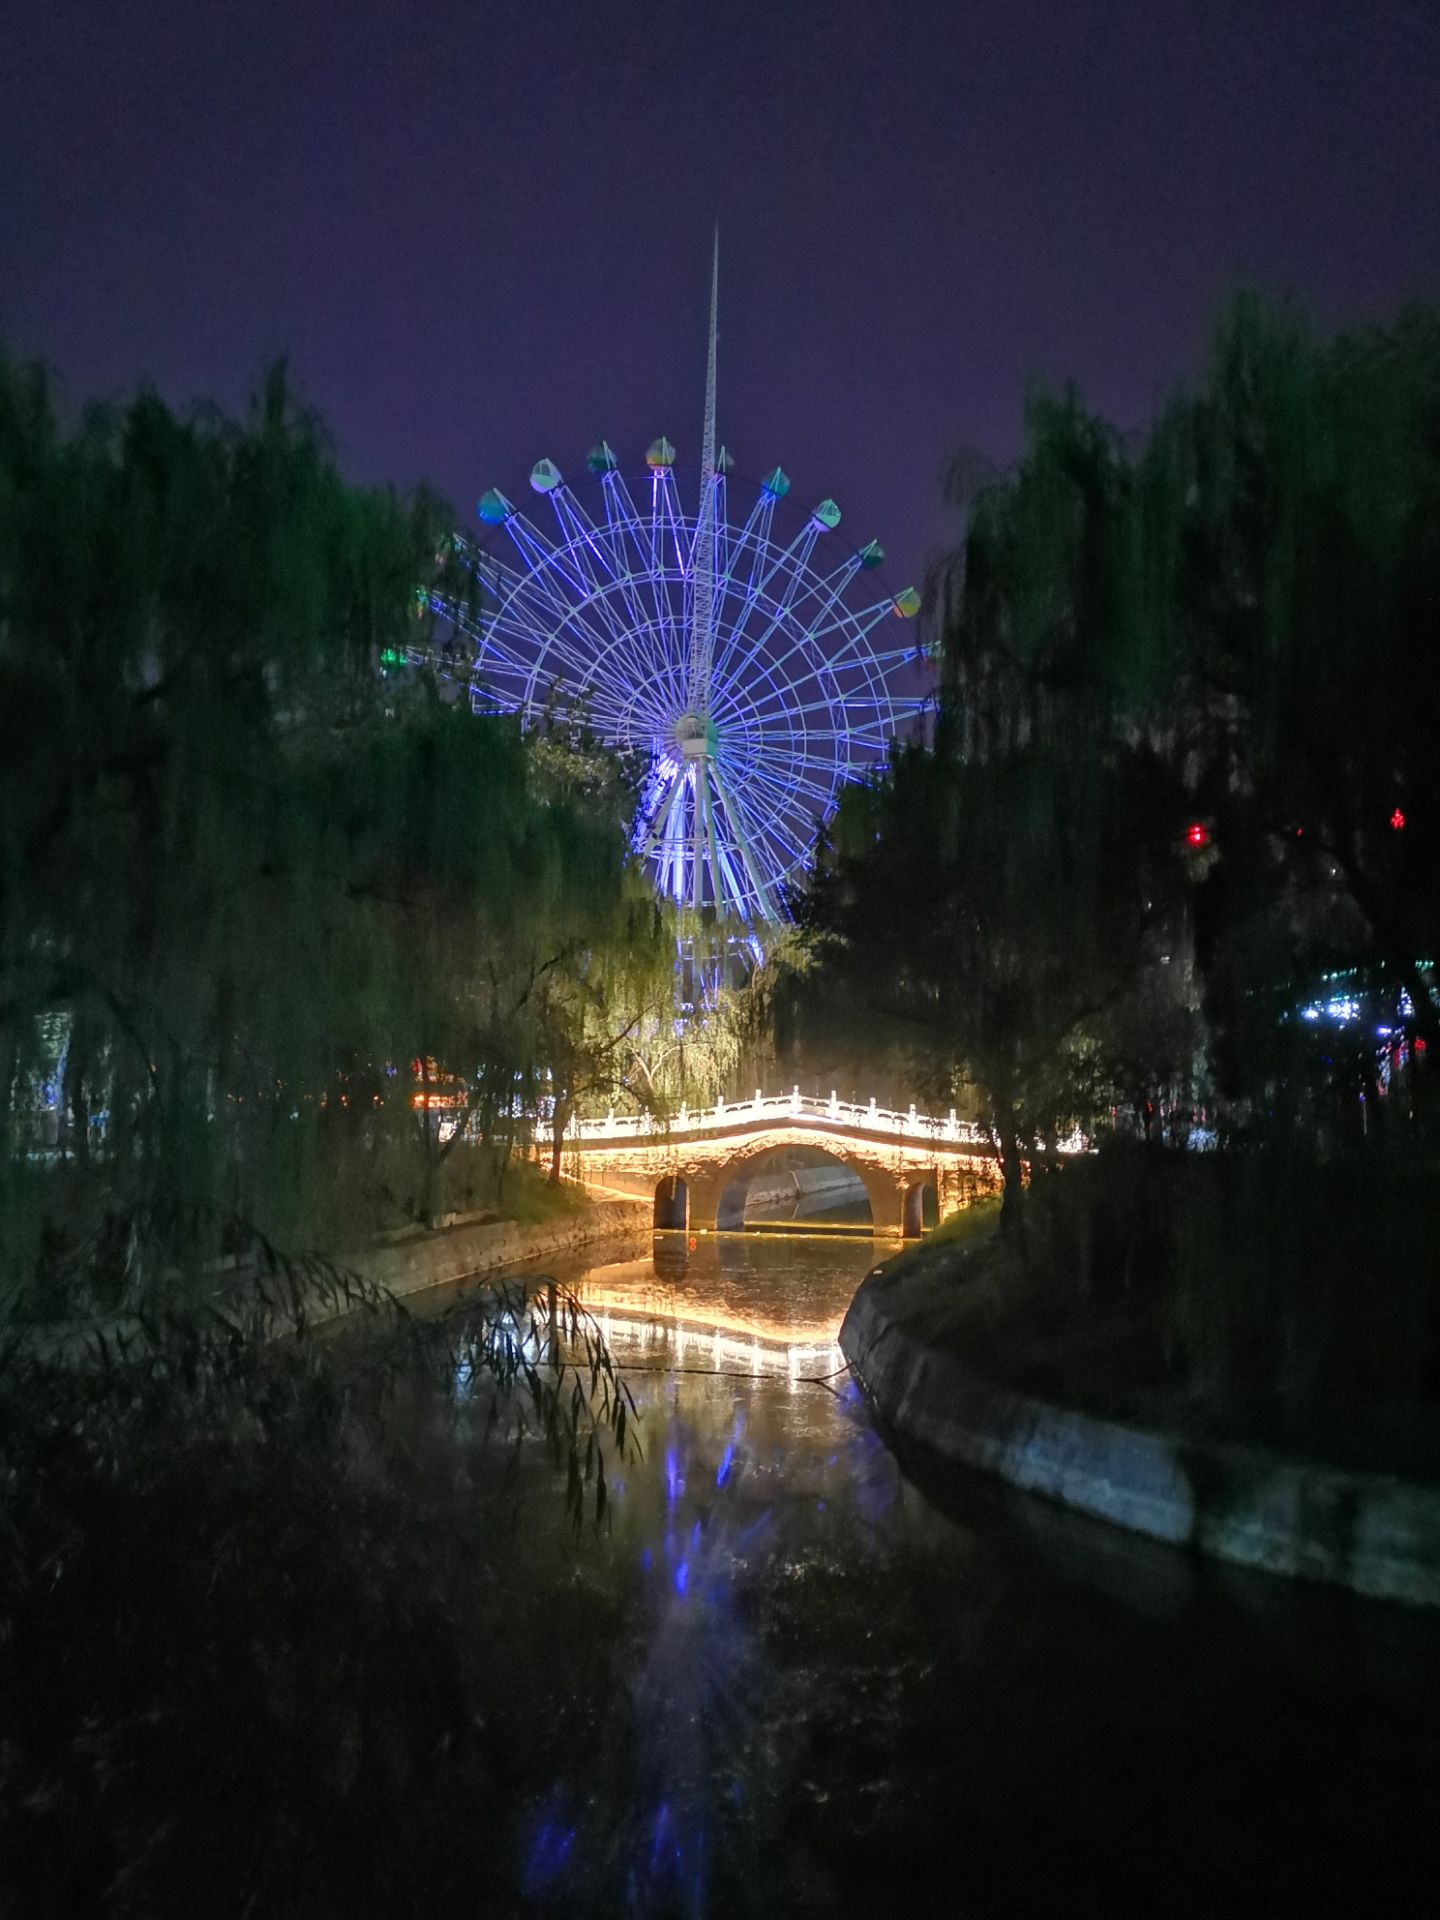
[875,1149,1440,1482]
[877,1194,1003,1283]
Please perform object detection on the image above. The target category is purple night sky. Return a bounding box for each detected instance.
[3,0,1437,589]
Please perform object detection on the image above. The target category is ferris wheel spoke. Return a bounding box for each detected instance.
[801,600,910,669]
[746,695,878,732]
[537,595,677,716]
[544,489,621,604]
[721,490,777,601]
[527,640,674,737]
[437,599,557,686]
[510,622,629,712]
[594,469,639,566]
[762,552,865,638]
[723,613,885,716]
[502,556,637,662]
[549,498,687,702]
[732,491,790,600]
[722,524,826,659]
[715,565,861,690]
[592,511,666,659]
[718,540,892,669]
[451,452,928,931]
[718,735,835,807]
[498,563,676,702]
[485,562,621,679]
[600,471,662,595]
[708,528,787,677]
[646,469,690,684]
[453,540,534,608]
[724,807,808,905]
[737,761,838,821]
[499,511,595,606]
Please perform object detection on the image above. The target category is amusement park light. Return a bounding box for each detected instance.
[418,242,927,936]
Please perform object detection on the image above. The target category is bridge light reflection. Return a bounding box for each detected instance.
[565,1288,845,1388]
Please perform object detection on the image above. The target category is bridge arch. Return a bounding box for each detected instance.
[653,1173,688,1231]
[903,1178,939,1239]
[688,1137,912,1238]
[714,1145,871,1232]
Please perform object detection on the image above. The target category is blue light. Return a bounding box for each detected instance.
[521,1800,578,1897]
[649,1802,671,1870]
[445,452,925,933]
[715,1442,734,1487]
[673,1560,689,1596]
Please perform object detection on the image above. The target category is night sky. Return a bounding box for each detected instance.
[4,0,1437,589]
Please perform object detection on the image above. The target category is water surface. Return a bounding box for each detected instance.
[417,1231,1440,1917]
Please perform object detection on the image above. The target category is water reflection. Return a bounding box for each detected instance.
[421,1235,1440,1917]
[502,1235,898,1915]
[568,1230,872,1354]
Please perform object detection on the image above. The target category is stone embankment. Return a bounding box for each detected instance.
[841,1249,1440,1610]
[348,1195,651,1304]
[740,1164,860,1219]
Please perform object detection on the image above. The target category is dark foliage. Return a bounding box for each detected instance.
[0,1241,637,1917]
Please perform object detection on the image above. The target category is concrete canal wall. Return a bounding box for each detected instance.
[740,1164,861,1216]
[348,1195,651,1304]
[841,1259,1440,1610]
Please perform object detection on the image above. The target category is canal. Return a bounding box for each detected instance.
[412,1228,1440,1918]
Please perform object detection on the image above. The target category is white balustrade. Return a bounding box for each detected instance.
[560,1089,1005,1151]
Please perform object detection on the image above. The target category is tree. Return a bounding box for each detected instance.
[0,356,645,1302]
[787,394,1196,1226]
[790,298,1440,1225]
[1132,299,1440,1106]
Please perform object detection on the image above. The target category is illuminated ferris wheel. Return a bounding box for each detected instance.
[429,250,926,929]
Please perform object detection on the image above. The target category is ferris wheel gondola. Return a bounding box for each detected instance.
[425,241,928,931]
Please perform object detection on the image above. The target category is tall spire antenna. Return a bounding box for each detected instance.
[687,225,720,715]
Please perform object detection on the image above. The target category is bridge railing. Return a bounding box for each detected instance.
[565,1088,996,1149]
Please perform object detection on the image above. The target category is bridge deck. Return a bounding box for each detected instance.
[566,1091,992,1155]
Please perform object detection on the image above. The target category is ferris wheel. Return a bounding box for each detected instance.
[427,250,927,930]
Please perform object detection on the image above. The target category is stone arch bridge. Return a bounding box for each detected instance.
[562,1091,1002,1239]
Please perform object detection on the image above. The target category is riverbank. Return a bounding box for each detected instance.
[345,1192,651,1305]
[840,1227,1440,1609]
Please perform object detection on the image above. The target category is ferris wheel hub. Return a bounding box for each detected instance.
[674,711,717,760]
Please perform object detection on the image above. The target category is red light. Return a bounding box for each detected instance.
[1390,808,1406,831]
[1417,1038,1428,1055]
[1185,822,1209,848]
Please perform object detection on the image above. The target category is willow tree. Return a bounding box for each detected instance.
[792,297,1440,1222]
[1130,299,1440,1109]
[0,357,644,1309]
[787,394,1196,1226]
